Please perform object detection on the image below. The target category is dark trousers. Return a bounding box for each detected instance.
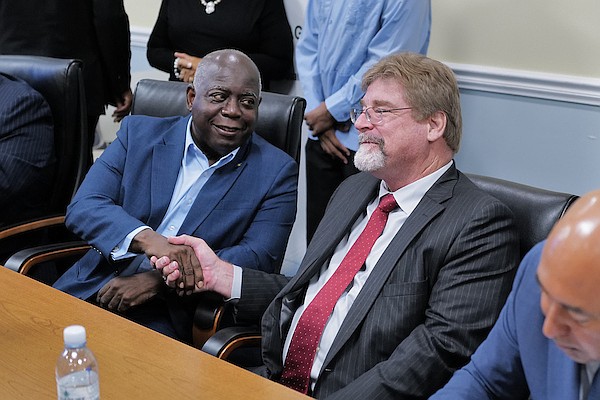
[305,139,360,244]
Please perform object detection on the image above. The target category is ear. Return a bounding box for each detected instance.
[186,86,195,111]
[426,111,447,142]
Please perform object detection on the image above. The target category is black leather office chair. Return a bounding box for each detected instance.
[200,174,579,362]
[0,55,88,266]
[465,174,578,259]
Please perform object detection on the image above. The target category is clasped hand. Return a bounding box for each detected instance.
[151,235,233,298]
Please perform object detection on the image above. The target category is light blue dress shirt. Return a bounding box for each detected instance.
[112,117,237,265]
[295,0,431,151]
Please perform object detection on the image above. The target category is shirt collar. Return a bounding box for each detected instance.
[379,160,453,215]
[184,116,239,169]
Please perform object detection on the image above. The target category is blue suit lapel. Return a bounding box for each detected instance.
[322,167,457,369]
[147,118,188,229]
[178,137,251,235]
[589,367,600,398]
[546,344,579,399]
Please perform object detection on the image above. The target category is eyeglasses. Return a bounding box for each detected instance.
[350,106,412,125]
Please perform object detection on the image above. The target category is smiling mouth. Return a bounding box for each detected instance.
[214,124,241,134]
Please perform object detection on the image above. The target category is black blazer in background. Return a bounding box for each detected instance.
[0,0,131,116]
[236,165,521,399]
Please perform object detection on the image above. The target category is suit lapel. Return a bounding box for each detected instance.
[289,175,380,292]
[147,118,188,229]
[546,344,579,399]
[322,166,458,369]
[178,136,251,234]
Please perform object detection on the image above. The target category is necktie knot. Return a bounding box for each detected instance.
[378,194,398,214]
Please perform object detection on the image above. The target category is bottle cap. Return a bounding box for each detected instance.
[63,325,87,348]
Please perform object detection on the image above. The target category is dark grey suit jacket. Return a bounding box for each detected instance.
[0,73,54,227]
[236,164,520,399]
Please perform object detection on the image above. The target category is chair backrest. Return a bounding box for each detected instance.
[466,174,579,258]
[0,55,88,215]
[131,79,306,163]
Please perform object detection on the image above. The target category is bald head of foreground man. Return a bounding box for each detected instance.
[431,190,600,399]
[538,190,600,364]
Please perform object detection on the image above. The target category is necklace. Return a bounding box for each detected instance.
[200,0,221,14]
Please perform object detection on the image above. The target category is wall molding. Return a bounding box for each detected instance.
[131,26,152,48]
[448,62,600,107]
[129,26,600,107]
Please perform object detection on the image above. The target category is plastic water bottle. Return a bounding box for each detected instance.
[56,325,100,400]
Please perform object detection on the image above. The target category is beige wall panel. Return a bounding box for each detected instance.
[429,0,600,78]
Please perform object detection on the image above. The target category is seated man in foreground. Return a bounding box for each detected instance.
[155,52,520,399]
[430,190,600,399]
[52,49,298,343]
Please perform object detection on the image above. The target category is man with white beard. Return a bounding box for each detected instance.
[153,52,520,399]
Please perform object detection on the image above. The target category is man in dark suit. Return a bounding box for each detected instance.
[155,52,520,399]
[0,0,132,164]
[52,50,298,343]
[0,73,54,228]
[431,191,600,400]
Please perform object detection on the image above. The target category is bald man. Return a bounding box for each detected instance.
[431,190,600,399]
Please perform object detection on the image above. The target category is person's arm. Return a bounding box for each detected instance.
[0,82,53,209]
[153,236,291,323]
[147,0,177,75]
[246,0,294,82]
[294,0,325,114]
[91,0,131,107]
[322,200,520,399]
[324,1,431,124]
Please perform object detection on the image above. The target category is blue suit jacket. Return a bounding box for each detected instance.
[53,115,298,301]
[431,241,600,399]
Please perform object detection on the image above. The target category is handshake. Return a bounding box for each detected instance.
[150,235,234,299]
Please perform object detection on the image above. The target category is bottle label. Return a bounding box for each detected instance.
[57,370,99,400]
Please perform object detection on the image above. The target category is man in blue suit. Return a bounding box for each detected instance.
[431,190,600,399]
[53,49,298,343]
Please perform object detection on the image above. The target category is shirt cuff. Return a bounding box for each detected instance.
[111,226,152,261]
[227,264,243,301]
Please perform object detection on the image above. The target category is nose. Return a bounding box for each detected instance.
[542,300,570,339]
[221,98,241,118]
[354,109,373,131]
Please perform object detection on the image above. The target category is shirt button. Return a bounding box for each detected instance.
[169,225,176,231]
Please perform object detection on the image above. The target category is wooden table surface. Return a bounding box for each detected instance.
[0,266,308,399]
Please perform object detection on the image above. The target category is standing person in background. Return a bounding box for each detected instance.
[0,0,132,167]
[297,0,431,243]
[147,0,294,90]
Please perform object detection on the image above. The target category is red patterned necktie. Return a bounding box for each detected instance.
[279,194,398,394]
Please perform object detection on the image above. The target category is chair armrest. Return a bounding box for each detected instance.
[201,326,262,360]
[0,215,65,240]
[3,241,90,275]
